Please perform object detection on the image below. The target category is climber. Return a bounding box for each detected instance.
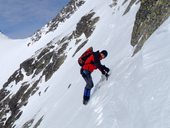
[78,47,110,105]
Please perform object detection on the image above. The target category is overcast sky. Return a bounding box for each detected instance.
[0,0,69,39]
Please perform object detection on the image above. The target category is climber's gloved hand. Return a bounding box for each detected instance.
[104,72,109,80]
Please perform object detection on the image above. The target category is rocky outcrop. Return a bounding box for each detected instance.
[72,40,88,57]
[22,116,44,128]
[73,11,100,38]
[72,11,100,56]
[123,0,139,15]
[47,0,85,33]
[29,0,85,45]
[0,36,69,128]
[3,70,24,88]
[109,0,118,8]
[130,0,170,55]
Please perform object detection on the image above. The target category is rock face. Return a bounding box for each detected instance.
[0,9,99,127]
[72,11,100,56]
[47,0,85,33]
[0,37,68,128]
[123,0,139,15]
[130,0,170,55]
[29,0,85,44]
[73,11,100,38]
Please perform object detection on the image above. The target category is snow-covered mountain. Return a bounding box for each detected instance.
[0,0,170,128]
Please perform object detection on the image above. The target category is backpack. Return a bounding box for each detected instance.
[78,47,93,66]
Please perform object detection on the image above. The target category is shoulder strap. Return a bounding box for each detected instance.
[93,51,100,63]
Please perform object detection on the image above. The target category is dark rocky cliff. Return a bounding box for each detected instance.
[131,0,170,55]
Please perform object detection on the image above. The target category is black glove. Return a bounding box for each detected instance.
[104,72,109,80]
[102,65,110,73]
[105,67,110,73]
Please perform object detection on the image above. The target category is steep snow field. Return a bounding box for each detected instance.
[0,34,29,85]
[1,0,170,128]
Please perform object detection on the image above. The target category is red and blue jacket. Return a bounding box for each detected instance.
[82,51,109,74]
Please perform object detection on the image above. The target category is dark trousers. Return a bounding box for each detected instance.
[81,69,94,98]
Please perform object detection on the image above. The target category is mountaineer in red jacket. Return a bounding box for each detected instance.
[79,48,110,105]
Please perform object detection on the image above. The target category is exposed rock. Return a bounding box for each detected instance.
[0,79,42,128]
[109,0,118,8]
[29,30,42,43]
[42,44,68,81]
[131,0,170,55]
[9,85,29,112]
[0,88,10,101]
[75,39,82,45]
[37,48,50,60]
[123,0,139,15]
[22,119,34,128]
[3,69,24,88]
[0,36,69,127]
[72,40,88,57]
[47,0,85,33]
[20,58,35,76]
[44,87,49,92]
[122,0,129,5]
[33,51,53,76]
[1,84,29,128]
[22,116,44,128]
[33,116,44,128]
[73,11,100,38]
[29,0,85,45]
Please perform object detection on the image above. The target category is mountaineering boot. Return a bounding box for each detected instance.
[83,96,90,105]
[83,87,91,105]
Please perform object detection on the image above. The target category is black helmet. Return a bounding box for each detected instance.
[101,50,108,58]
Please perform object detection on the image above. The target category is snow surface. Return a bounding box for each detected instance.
[0,33,29,85]
[1,0,170,128]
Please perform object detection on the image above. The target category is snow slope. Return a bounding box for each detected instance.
[0,33,29,85]
[1,0,170,128]
[0,33,57,86]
